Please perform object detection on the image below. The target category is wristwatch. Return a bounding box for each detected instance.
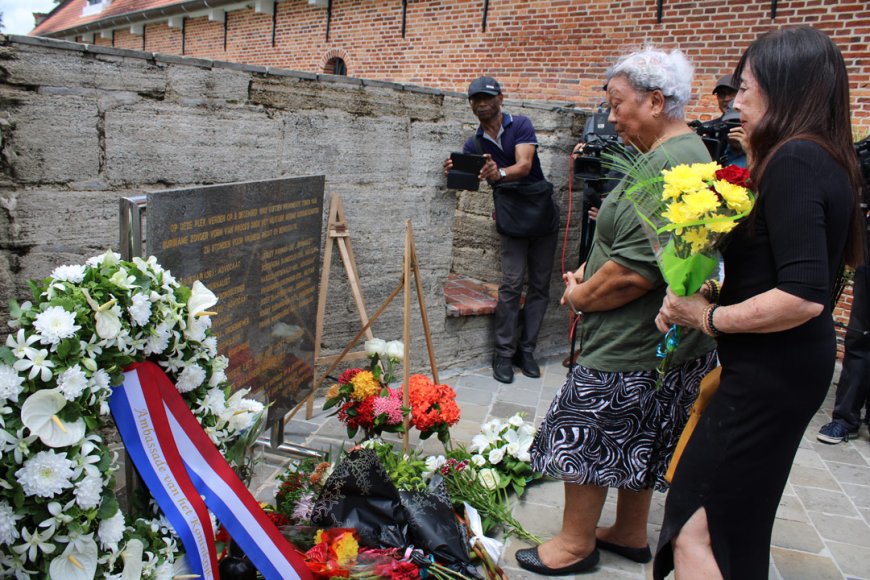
[497,168,507,181]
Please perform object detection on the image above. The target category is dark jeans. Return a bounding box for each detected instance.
[833,265,870,430]
[493,231,558,358]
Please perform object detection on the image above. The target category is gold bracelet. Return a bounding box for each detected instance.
[702,303,721,337]
[704,279,721,304]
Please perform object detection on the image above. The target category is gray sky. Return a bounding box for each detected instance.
[1,0,59,35]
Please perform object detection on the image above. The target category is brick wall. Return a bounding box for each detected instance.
[73,0,870,133]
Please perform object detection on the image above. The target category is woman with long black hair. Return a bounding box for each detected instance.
[653,27,864,579]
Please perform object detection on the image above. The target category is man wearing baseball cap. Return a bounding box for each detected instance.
[712,74,738,116]
[443,76,558,384]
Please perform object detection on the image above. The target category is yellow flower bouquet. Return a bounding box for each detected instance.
[633,161,755,295]
[614,155,755,382]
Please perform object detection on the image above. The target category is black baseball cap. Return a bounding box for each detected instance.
[468,76,502,97]
[713,74,737,94]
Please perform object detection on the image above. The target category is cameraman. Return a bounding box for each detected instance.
[713,74,748,167]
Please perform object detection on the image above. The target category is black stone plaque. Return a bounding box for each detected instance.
[147,177,324,427]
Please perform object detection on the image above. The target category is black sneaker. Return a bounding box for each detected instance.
[817,421,859,444]
[492,355,514,384]
[512,350,541,378]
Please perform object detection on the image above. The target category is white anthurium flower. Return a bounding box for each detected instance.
[6,329,40,360]
[49,533,97,580]
[120,538,144,580]
[155,554,191,580]
[95,304,123,341]
[384,340,404,362]
[13,348,55,382]
[187,281,217,326]
[364,338,387,358]
[21,389,86,448]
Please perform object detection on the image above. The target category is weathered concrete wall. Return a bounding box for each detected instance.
[0,34,584,374]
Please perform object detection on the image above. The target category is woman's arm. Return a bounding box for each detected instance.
[565,259,655,313]
[656,287,824,334]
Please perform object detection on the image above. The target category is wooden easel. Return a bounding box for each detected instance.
[302,194,375,420]
[289,216,439,452]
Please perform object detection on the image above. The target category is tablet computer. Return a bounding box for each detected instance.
[447,152,486,191]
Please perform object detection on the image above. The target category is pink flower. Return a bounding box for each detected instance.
[372,389,403,424]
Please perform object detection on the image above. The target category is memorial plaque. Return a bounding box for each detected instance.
[146,177,324,428]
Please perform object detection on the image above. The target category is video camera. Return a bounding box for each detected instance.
[574,111,621,181]
[689,108,741,164]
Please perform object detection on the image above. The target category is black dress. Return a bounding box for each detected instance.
[653,140,855,579]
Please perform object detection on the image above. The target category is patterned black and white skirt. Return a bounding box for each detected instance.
[530,351,717,492]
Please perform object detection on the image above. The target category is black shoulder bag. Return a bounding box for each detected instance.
[472,136,560,238]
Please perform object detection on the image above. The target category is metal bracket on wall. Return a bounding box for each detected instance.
[272,5,278,46]
[482,0,489,32]
[402,0,408,38]
[656,0,664,24]
[326,0,332,42]
[771,0,778,19]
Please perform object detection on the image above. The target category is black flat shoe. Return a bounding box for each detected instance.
[512,350,541,378]
[492,355,514,384]
[596,539,652,563]
[515,546,600,576]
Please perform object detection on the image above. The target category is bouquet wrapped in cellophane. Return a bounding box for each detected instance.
[612,154,755,381]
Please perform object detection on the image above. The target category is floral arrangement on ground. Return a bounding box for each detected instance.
[274,413,542,579]
[0,251,265,578]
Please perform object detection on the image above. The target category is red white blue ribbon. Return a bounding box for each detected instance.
[110,361,312,580]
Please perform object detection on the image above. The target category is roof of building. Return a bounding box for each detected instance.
[32,0,203,37]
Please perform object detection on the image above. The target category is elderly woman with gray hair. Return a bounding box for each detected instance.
[516,47,717,575]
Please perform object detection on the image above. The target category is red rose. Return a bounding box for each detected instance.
[715,164,751,187]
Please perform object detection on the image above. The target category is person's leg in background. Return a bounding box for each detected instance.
[493,235,529,384]
[515,231,558,378]
[819,265,870,443]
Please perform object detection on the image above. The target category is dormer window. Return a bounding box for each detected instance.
[82,0,111,17]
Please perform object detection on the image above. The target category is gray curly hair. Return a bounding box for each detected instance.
[607,46,694,120]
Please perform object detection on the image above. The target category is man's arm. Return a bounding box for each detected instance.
[564,259,656,312]
[482,143,535,182]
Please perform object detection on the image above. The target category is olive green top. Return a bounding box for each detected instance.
[577,132,717,372]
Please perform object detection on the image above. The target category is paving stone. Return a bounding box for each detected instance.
[455,387,496,406]
[777,493,811,524]
[496,387,542,406]
[826,541,870,578]
[793,446,826,469]
[807,511,870,547]
[771,518,825,553]
[794,485,860,517]
[788,465,841,490]
[826,461,870,486]
[814,442,870,466]
[840,483,870,510]
[769,547,843,580]
[491,401,536,419]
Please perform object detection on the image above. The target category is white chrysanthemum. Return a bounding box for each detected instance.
[203,388,227,417]
[97,510,125,549]
[223,391,265,432]
[202,336,218,358]
[90,368,111,392]
[50,264,86,284]
[16,450,76,498]
[74,472,103,510]
[176,364,206,393]
[0,500,24,545]
[33,306,80,346]
[128,293,152,327]
[144,322,172,356]
[57,365,89,401]
[0,365,25,402]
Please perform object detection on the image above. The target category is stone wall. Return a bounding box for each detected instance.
[0,34,584,374]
